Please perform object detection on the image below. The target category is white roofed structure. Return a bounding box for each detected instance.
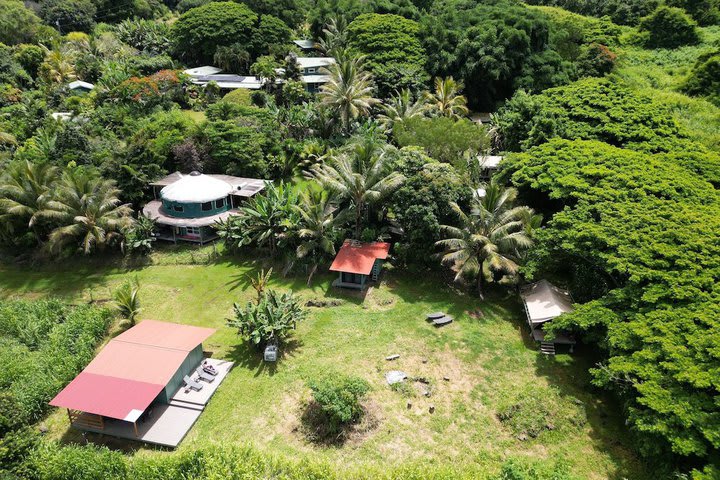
[520,280,574,325]
[68,80,95,91]
[296,57,336,70]
[160,173,234,204]
[293,39,317,50]
[184,66,223,77]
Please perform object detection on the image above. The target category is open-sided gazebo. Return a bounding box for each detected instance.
[519,280,576,355]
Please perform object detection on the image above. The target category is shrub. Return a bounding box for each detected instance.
[228,289,306,347]
[683,53,720,107]
[0,427,40,478]
[307,375,370,436]
[221,88,253,106]
[576,43,617,77]
[637,6,701,49]
[497,385,585,439]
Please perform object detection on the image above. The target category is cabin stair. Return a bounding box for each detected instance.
[169,399,205,411]
[540,342,556,355]
[371,260,382,281]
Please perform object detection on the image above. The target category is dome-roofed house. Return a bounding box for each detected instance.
[142,171,268,244]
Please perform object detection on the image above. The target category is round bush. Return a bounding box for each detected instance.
[637,6,701,48]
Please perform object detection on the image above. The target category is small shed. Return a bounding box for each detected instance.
[478,155,503,180]
[519,280,576,354]
[329,240,391,289]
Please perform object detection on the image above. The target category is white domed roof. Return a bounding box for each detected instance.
[160,172,233,203]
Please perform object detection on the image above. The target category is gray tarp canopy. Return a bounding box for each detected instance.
[520,280,574,325]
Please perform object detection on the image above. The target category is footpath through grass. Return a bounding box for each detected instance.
[0,249,648,479]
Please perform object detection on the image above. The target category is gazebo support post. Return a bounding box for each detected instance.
[199,228,204,246]
[172,228,177,244]
[133,421,139,437]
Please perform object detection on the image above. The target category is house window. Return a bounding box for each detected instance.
[306,67,316,74]
[173,205,184,213]
[201,201,213,211]
[186,227,200,236]
[215,197,225,209]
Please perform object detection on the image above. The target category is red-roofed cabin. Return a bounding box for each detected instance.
[329,239,391,289]
[49,320,227,447]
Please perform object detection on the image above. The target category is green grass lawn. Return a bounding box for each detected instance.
[0,248,646,479]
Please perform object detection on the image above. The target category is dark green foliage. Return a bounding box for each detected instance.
[495,78,693,153]
[251,14,293,56]
[525,0,660,26]
[666,0,720,26]
[637,6,701,49]
[0,1,45,45]
[576,43,617,77]
[115,19,172,55]
[40,0,97,34]
[0,427,40,478]
[683,53,720,107]
[0,44,30,88]
[237,0,306,28]
[309,0,420,38]
[347,13,427,98]
[495,458,574,480]
[388,147,470,265]
[13,44,45,79]
[421,0,572,109]
[541,6,622,61]
[172,2,258,65]
[307,375,370,436]
[502,138,720,465]
[394,116,488,165]
[0,299,111,429]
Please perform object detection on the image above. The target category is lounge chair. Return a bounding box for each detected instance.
[433,315,454,327]
[183,375,203,392]
[202,361,218,376]
[196,367,215,383]
[426,312,445,320]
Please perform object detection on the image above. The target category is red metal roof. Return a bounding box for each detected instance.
[49,320,216,421]
[113,319,215,352]
[50,373,164,420]
[329,240,391,275]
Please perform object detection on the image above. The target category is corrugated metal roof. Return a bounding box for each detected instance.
[113,319,215,352]
[50,373,164,420]
[49,320,216,421]
[520,280,574,324]
[329,240,391,275]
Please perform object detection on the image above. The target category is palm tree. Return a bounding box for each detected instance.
[0,161,59,244]
[295,190,345,286]
[307,135,404,239]
[319,54,379,134]
[424,77,469,119]
[436,180,535,299]
[40,170,133,255]
[378,89,427,131]
[318,16,348,57]
[39,49,77,84]
[114,277,141,325]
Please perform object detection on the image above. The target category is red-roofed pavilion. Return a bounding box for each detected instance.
[329,239,390,289]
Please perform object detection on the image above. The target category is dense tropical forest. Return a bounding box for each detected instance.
[0,0,719,478]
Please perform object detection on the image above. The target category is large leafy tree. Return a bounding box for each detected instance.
[172,2,258,65]
[502,138,720,467]
[319,54,379,134]
[307,134,405,239]
[0,0,45,45]
[346,13,427,98]
[40,170,133,255]
[421,0,571,109]
[436,179,535,298]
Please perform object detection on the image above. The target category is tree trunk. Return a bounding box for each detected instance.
[306,264,318,287]
[355,205,362,240]
[477,273,485,300]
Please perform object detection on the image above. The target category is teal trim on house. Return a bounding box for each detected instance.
[161,197,230,219]
[157,344,204,403]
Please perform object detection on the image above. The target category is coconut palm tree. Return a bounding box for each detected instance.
[318,16,348,57]
[378,89,427,131]
[40,170,133,255]
[239,182,299,255]
[39,48,77,84]
[295,189,345,286]
[114,277,141,326]
[307,135,404,239]
[436,180,535,299]
[0,161,59,244]
[424,77,469,119]
[319,54,379,134]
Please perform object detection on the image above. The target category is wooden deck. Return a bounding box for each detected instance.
[70,359,234,448]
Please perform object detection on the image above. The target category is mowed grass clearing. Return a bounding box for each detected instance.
[0,250,646,479]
